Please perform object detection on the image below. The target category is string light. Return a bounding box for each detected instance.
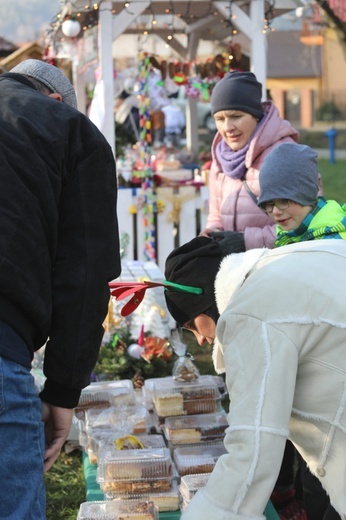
[263,0,276,33]
[45,0,273,61]
[223,1,238,35]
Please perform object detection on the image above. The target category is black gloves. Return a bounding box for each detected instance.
[209,231,245,254]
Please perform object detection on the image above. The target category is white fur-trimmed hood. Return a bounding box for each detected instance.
[212,240,346,373]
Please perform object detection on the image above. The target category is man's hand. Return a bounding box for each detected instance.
[41,401,74,473]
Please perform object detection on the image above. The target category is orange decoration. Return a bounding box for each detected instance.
[141,336,172,362]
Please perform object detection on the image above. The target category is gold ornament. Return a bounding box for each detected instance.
[129,204,137,215]
[157,187,196,225]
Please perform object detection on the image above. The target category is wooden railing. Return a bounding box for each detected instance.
[117,186,209,272]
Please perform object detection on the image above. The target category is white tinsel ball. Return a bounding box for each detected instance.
[127,343,144,359]
[62,18,81,38]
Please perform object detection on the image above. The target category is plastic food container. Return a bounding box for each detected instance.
[173,442,227,476]
[87,432,166,465]
[77,499,158,519]
[144,375,227,410]
[179,472,211,502]
[106,481,180,512]
[152,378,222,419]
[75,404,150,453]
[77,380,136,411]
[85,405,149,434]
[163,412,228,445]
[97,447,174,495]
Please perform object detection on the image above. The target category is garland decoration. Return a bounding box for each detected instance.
[137,51,157,261]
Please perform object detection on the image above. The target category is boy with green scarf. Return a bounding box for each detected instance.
[258,141,345,520]
[258,142,346,246]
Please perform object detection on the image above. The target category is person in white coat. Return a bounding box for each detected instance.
[163,236,346,520]
[161,101,185,149]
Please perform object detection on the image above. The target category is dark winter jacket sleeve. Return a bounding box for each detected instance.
[39,128,121,408]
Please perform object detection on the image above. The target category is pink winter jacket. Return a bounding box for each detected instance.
[205,101,299,250]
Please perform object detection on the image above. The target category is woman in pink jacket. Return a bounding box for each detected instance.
[201,70,299,251]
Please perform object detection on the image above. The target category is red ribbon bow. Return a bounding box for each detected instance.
[109,281,165,316]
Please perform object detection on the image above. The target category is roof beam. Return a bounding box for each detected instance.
[184,14,217,34]
[112,1,150,39]
[156,30,188,60]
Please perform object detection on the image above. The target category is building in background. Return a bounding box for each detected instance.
[267,1,346,128]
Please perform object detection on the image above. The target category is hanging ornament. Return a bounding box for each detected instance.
[62,17,81,38]
[127,324,145,359]
[173,72,188,85]
[186,77,201,99]
[127,343,145,359]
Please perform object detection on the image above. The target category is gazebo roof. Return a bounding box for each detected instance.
[52,0,306,55]
[48,0,307,154]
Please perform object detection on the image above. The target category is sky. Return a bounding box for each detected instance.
[0,0,61,44]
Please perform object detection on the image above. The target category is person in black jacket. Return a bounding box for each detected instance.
[0,59,121,519]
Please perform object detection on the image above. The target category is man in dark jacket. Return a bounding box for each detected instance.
[0,59,121,518]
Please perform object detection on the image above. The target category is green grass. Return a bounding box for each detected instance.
[45,450,85,520]
[317,159,346,202]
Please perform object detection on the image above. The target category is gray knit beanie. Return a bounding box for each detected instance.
[258,143,319,207]
[211,71,264,119]
[11,59,77,109]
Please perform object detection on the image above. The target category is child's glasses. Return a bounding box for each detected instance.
[258,199,291,213]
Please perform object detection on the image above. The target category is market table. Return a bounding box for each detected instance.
[82,452,279,519]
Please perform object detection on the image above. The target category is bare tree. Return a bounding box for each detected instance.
[315,0,346,53]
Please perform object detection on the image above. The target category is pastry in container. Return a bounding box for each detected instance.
[163,412,228,445]
[173,442,227,476]
[144,375,227,410]
[179,472,211,503]
[77,499,158,519]
[106,481,180,512]
[152,378,222,420]
[97,447,174,495]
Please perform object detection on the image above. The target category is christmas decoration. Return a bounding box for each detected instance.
[109,279,202,317]
[62,17,81,38]
[127,324,145,359]
[136,52,157,261]
[93,327,175,384]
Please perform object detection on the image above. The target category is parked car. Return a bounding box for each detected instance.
[174,87,216,133]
